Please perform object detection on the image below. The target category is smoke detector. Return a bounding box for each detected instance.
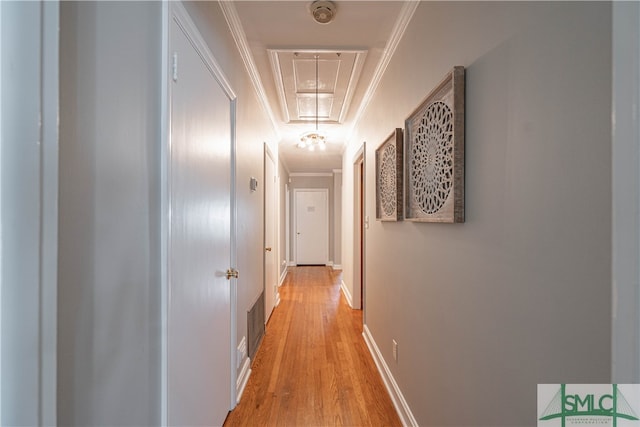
[310,1,336,25]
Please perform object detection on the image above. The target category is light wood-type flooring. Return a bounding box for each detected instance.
[223,266,401,427]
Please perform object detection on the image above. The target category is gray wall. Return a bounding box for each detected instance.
[344,2,612,425]
[58,2,162,425]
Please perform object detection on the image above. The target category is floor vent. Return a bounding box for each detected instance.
[247,291,265,360]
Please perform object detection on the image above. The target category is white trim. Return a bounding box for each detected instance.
[264,144,279,324]
[275,293,281,308]
[285,184,290,268]
[172,3,235,99]
[340,280,353,308]
[345,1,419,144]
[352,145,365,311]
[327,262,343,270]
[332,169,343,174]
[290,172,333,177]
[40,2,60,423]
[160,1,170,424]
[287,261,296,267]
[267,48,290,123]
[229,98,239,410]
[293,188,330,265]
[363,325,417,427]
[267,48,367,124]
[0,1,4,419]
[218,1,280,139]
[612,1,640,382]
[235,357,251,404]
[279,267,288,287]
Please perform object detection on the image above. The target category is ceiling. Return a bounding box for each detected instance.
[222,1,417,173]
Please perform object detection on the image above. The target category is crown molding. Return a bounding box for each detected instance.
[290,172,333,177]
[219,2,281,139]
[346,0,419,143]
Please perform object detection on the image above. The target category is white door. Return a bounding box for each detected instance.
[264,148,278,320]
[295,189,329,265]
[168,14,231,426]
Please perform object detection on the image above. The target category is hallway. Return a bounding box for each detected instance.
[223,267,401,426]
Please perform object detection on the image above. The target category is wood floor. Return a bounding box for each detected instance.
[223,266,401,427]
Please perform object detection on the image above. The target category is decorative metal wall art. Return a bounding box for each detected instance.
[375,128,403,221]
[404,66,465,223]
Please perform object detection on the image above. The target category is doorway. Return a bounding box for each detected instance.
[294,189,329,265]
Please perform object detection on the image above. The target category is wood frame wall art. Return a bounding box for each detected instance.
[375,128,403,221]
[404,66,465,223]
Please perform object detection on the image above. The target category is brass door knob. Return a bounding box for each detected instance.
[265,247,272,252]
[226,268,239,280]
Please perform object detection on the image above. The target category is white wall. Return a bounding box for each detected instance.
[183,1,277,379]
[344,2,612,425]
[58,2,162,425]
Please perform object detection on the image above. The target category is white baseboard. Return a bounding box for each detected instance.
[287,261,296,267]
[279,267,288,287]
[236,357,251,404]
[362,325,417,427]
[340,280,353,308]
[332,264,342,270]
[275,291,281,307]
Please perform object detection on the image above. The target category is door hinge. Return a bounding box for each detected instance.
[172,52,178,82]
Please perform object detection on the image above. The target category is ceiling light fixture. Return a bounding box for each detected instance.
[298,54,327,152]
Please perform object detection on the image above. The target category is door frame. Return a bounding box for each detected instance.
[0,1,59,423]
[264,143,279,318]
[161,3,238,423]
[353,144,365,312]
[293,188,329,266]
[612,1,640,382]
[285,183,290,268]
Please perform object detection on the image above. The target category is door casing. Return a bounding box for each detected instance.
[264,144,278,321]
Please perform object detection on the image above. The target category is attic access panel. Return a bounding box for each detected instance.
[268,49,367,124]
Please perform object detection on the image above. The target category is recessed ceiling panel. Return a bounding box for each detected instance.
[269,49,367,124]
[294,57,339,92]
[297,94,334,119]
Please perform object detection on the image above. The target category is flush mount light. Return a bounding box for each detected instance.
[310,1,336,25]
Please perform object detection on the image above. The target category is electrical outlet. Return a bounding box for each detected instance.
[392,339,398,362]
